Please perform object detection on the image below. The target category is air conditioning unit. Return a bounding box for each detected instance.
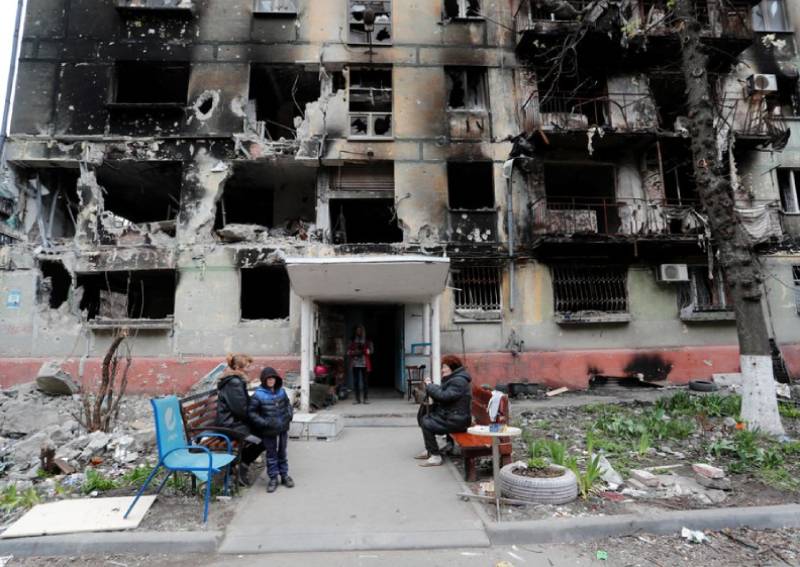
[747,74,778,95]
[657,264,690,282]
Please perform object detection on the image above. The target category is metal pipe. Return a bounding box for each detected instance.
[431,294,442,385]
[0,0,24,161]
[506,160,515,312]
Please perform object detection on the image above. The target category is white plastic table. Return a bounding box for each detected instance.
[467,425,522,521]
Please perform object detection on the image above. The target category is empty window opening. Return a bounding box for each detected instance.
[552,265,628,314]
[543,163,617,234]
[27,168,81,240]
[444,0,481,19]
[113,62,190,105]
[329,199,402,244]
[249,65,326,141]
[649,74,689,131]
[77,270,176,320]
[661,149,698,206]
[240,266,291,320]
[215,163,316,232]
[446,67,488,111]
[538,74,608,128]
[349,1,392,45]
[95,162,182,227]
[753,0,790,32]
[778,169,800,213]
[349,68,392,138]
[39,260,71,309]
[679,266,732,313]
[253,0,298,15]
[331,163,394,192]
[452,265,501,312]
[448,162,494,209]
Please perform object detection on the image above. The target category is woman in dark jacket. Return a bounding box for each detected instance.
[216,353,264,485]
[248,367,294,493]
[416,355,472,467]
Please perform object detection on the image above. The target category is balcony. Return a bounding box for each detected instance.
[717,95,791,145]
[527,91,658,133]
[531,197,704,238]
[515,0,755,53]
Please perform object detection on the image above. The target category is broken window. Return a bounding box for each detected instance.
[95,162,182,230]
[215,163,317,236]
[678,266,732,313]
[253,0,297,15]
[249,65,329,141]
[540,164,618,234]
[349,68,392,138]
[443,0,482,20]
[753,0,790,32]
[446,68,488,111]
[77,270,176,323]
[640,1,709,28]
[329,199,402,243]
[240,266,291,320]
[27,168,81,241]
[778,169,800,213]
[112,62,190,105]
[662,149,698,206]
[451,265,501,313]
[552,265,628,314]
[348,1,392,45]
[39,260,71,309]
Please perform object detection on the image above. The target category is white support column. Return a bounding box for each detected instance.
[423,303,431,355]
[300,297,312,413]
[431,294,442,385]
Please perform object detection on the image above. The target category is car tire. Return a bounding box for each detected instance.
[498,462,578,505]
[689,379,719,392]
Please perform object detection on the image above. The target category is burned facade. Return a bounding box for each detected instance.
[1,0,800,397]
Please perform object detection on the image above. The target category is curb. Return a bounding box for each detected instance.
[0,530,221,557]
[487,504,800,545]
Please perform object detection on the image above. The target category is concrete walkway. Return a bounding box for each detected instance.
[218,427,489,554]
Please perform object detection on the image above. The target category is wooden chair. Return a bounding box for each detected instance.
[405,365,426,400]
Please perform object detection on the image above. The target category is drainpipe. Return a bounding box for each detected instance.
[504,159,516,312]
[431,294,442,385]
[0,0,24,161]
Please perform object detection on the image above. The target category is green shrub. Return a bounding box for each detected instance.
[83,469,120,494]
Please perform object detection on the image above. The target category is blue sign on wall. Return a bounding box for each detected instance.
[6,290,21,309]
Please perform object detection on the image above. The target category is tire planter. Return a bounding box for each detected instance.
[498,462,578,505]
[689,379,719,392]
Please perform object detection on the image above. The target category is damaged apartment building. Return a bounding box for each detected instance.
[1,0,800,403]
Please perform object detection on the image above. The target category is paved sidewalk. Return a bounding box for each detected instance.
[219,427,488,553]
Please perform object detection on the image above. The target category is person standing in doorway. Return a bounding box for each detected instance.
[347,325,374,405]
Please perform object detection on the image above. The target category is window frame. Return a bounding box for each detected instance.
[451,265,503,318]
[347,0,393,46]
[551,265,630,322]
[445,67,489,112]
[347,67,393,140]
[752,0,791,33]
[444,0,484,21]
[682,266,732,314]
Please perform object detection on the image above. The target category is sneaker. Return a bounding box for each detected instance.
[281,475,295,488]
[418,455,443,467]
[413,450,430,460]
[267,477,278,493]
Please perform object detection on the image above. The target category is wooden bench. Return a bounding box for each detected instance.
[450,385,512,481]
[179,389,246,488]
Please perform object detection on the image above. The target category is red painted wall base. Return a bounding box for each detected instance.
[1,344,798,394]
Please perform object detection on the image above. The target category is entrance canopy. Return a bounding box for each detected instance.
[285,255,450,302]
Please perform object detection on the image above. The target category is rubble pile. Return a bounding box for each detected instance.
[0,381,155,497]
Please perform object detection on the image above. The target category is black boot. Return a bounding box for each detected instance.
[281,475,295,488]
[267,477,278,493]
[237,462,252,487]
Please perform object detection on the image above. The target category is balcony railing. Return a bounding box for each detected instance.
[534,91,658,131]
[531,197,704,237]
[716,95,791,141]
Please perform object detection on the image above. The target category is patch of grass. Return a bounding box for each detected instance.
[568,455,603,500]
[1,485,40,514]
[657,391,740,418]
[636,432,651,456]
[122,466,155,488]
[778,403,800,420]
[780,441,800,455]
[759,467,800,492]
[531,419,552,430]
[83,468,120,494]
[36,468,55,480]
[527,456,549,470]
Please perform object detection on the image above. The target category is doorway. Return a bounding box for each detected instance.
[317,303,404,397]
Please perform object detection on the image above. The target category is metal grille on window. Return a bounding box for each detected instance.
[679,266,731,312]
[452,266,501,311]
[552,266,627,313]
[793,266,800,314]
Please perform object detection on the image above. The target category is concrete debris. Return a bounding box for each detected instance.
[695,474,732,491]
[216,223,267,243]
[629,469,660,488]
[595,454,623,485]
[682,527,709,544]
[35,361,79,396]
[692,463,725,480]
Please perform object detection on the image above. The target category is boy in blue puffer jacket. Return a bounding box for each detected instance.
[248,367,294,493]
